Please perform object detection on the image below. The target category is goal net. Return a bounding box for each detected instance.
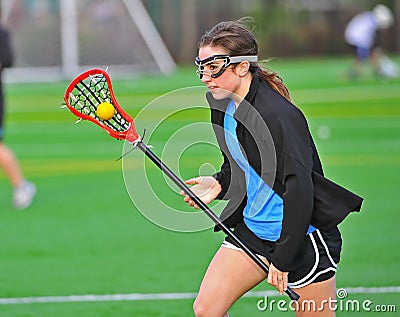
[1,0,176,83]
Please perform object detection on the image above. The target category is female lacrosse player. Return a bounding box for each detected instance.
[0,18,36,209]
[182,19,362,317]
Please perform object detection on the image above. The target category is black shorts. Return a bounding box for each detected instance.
[0,95,4,141]
[0,90,4,141]
[224,223,342,288]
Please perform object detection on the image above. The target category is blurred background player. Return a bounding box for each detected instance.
[0,14,36,210]
[344,4,395,79]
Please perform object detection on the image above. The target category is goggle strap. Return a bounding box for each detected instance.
[228,55,258,64]
[195,55,258,66]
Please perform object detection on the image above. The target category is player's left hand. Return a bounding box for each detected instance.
[267,263,289,295]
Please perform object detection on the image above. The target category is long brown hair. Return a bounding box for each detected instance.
[198,18,290,101]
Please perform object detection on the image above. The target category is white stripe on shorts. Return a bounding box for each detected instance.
[316,229,337,268]
[289,229,337,289]
[221,241,267,260]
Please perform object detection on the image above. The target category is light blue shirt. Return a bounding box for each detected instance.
[224,100,315,241]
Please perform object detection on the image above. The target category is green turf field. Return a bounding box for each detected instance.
[0,57,399,316]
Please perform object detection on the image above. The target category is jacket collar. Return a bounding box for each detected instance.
[234,73,260,121]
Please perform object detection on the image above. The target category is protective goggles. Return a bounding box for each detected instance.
[195,54,258,79]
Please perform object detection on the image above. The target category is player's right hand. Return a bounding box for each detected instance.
[180,176,222,209]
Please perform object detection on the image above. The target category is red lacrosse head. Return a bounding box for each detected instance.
[64,69,140,143]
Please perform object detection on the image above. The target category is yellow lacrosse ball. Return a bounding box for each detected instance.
[97,102,115,120]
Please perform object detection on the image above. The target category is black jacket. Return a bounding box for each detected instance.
[0,24,13,101]
[0,25,13,70]
[208,73,363,271]
[0,24,13,126]
[0,25,13,69]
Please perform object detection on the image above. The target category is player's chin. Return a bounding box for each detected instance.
[208,88,231,100]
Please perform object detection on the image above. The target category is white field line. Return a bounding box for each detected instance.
[0,286,399,305]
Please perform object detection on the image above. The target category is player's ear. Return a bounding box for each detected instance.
[237,61,250,77]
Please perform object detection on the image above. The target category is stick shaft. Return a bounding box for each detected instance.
[135,141,299,301]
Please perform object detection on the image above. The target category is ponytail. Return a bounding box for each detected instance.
[255,67,291,101]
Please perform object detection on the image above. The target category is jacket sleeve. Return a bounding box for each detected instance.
[271,156,314,271]
[207,92,234,200]
[213,151,231,200]
[269,109,316,272]
[0,27,14,69]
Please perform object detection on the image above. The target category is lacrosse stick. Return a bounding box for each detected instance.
[63,68,300,301]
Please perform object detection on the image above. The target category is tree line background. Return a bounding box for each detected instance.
[144,0,400,63]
